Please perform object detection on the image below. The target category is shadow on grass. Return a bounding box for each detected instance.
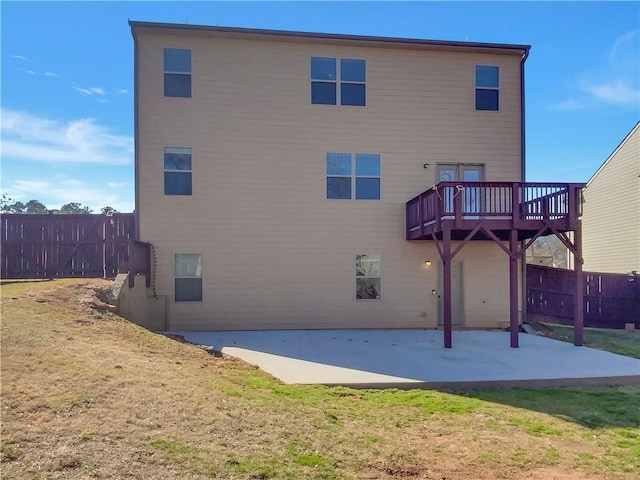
[467,386,640,429]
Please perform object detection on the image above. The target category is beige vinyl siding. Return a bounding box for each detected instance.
[582,124,640,274]
[135,28,523,330]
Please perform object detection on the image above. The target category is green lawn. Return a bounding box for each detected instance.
[541,322,640,359]
[1,279,639,479]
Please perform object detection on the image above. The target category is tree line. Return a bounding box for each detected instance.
[1,196,118,215]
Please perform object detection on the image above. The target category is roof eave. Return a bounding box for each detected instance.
[128,20,531,55]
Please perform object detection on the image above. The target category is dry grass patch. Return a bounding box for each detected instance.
[1,279,638,479]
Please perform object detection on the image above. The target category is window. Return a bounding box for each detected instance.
[311,57,366,106]
[475,65,499,111]
[164,48,191,97]
[326,153,381,200]
[311,57,336,105]
[164,147,192,195]
[356,255,381,300]
[175,254,202,302]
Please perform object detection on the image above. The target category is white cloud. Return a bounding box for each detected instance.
[549,97,591,112]
[609,30,638,66]
[1,109,133,165]
[11,180,50,192]
[73,86,106,97]
[582,79,640,107]
[25,70,36,75]
[44,72,58,78]
[107,181,128,189]
[73,86,93,96]
[12,54,28,61]
[62,179,84,187]
[551,30,640,111]
[97,98,108,104]
[118,89,129,95]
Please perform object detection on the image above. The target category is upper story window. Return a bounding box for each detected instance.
[164,147,192,195]
[164,48,191,97]
[475,65,499,111]
[326,153,381,200]
[311,57,366,106]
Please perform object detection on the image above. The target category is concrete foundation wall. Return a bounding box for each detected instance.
[115,273,167,331]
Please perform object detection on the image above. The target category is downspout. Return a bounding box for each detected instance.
[520,47,530,326]
[130,22,140,241]
[520,48,529,183]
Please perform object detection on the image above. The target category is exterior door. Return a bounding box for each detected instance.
[437,164,484,217]
[461,166,483,217]
[438,261,464,326]
[438,166,457,214]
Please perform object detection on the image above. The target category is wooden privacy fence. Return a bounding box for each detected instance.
[1,213,135,279]
[527,264,640,328]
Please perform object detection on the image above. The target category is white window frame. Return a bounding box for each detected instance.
[475,65,499,111]
[310,57,366,106]
[164,48,192,98]
[326,152,381,200]
[174,253,203,302]
[164,147,193,196]
[339,58,366,106]
[356,254,381,300]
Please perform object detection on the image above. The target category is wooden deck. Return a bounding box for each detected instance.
[406,181,586,349]
[406,182,584,242]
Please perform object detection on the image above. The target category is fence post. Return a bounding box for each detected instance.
[103,215,107,278]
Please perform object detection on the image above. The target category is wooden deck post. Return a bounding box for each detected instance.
[574,222,584,346]
[509,229,519,348]
[443,225,452,348]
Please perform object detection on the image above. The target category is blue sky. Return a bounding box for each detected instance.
[1,1,638,212]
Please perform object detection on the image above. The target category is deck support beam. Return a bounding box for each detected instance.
[442,225,452,348]
[574,222,584,346]
[509,229,519,348]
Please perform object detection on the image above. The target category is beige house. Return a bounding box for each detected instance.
[582,122,640,274]
[129,21,582,344]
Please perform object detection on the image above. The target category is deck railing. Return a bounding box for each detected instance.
[406,182,584,237]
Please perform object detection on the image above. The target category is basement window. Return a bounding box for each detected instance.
[175,254,202,302]
[356,254,381,300]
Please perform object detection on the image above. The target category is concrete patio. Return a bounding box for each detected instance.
[170,329,640,389]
